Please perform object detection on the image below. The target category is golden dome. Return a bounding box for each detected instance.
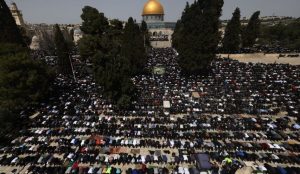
[142,0,164,16]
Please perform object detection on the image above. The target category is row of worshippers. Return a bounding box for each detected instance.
[0,48,299,174]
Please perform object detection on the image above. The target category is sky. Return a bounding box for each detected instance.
[6,0,300,24]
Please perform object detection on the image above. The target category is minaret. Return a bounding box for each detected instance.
[10,2,25,26]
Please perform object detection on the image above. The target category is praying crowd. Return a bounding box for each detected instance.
[0,48,300,174]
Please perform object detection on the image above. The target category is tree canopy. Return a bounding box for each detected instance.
[242,11,261,47]
[0,47,53,110]
[121,17,147,75]
[222,8,241,53]
[259,18,300,51]
[80,6,109,36]
[54,24,73,76]
[141,20,151,47]
[0,0,24,46]
[172,0,224,75]
[0,0,54,144]
[79,6,147,109]
[0,44,54,144]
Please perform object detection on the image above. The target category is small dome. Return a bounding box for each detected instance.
[74,29,82,35]
[142,0,164,16]
[32,36,39,42]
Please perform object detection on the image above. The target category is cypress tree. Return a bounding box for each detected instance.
[0,45,54,144]
[0,0,24,45]
[242,11,261,47]
[109,19,124,47]
[69,28,74,41]
[121,17,146,75]
[80,6,108,36]
[110,19,123,31]
[172,20,182,49]
[0,0,54,143]
[173,0,224,75]
[222,8,241,53]
[54,24,72,76]
[172,2,189,48]
[141,20,150,47]
[79,7,137,109]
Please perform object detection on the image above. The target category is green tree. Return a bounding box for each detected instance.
[121,17,147,75]
[61,27,75,51]
[69,28,75,41]
[37,29,56,55]
[284,19,300,50]
[79,7,138,109]
[173,0,224,75]
[79,6,109,62]
[80,6,109,35]
[0,0,24,45]
[172,2,189,48]
[259,19,300,50]
[141,20,150,47]
[0,43,54,144]
[0,47,53,110]
[172,20,182,49]
[0,42,27,56]
[242,11,261,47]
[0,1,53,144]
[110,19,123,31]
[54,24,73,75]
[222,8,241,53]
[93,51,134,107]
[78,35,103,61]
[109,19,124,47]
[19,26,31,47]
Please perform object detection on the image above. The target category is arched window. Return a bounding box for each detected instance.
[153,32,157,36]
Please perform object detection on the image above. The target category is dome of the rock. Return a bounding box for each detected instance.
[142,0,164,16]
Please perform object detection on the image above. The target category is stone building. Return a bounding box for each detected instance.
[141,0,176,48]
